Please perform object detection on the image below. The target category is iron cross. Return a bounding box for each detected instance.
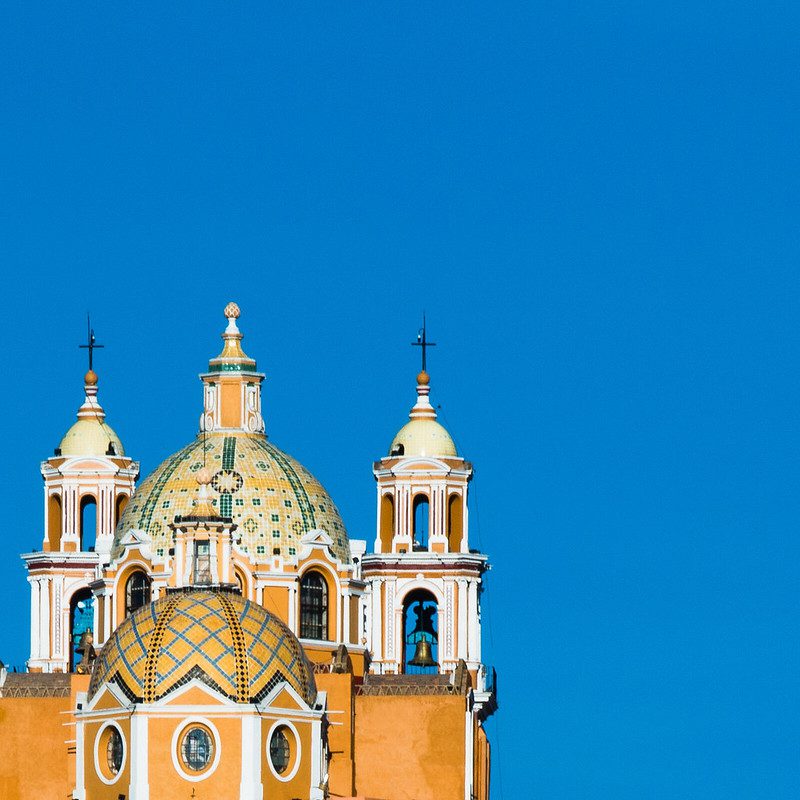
[79,314,104,371]
[411,314,436,373]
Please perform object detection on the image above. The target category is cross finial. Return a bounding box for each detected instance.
[411,313,436,373]
[78,314,104,372]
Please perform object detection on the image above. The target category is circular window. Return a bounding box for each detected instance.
[106,727,124,775]
[269,727,290,774]
[171,719,221,781]
[266,721,301,781]
[180,726,214,772]
[94,722,126,785]
[181,727,214,772]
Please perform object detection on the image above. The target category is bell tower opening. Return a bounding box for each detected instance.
[447,493,463,552]
[412,495,430,551]
[79,495,97,552]
[69,589,95,672]
[115,494,129,529]
[47,494,62,551]
[403,589,438,674]
[379,494,394,552]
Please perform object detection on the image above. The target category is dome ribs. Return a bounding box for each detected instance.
[217,592,250,702]
[141,594,182,704]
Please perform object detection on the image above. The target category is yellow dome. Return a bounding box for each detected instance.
[59,418,125,457]
[388,371,458,458]
[115,432,349,563]
[389,419,457,458]
[89,589,317,705]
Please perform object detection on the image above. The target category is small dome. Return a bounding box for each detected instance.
[59,419,125,457]
[389,419,457,458]
[58,371,125,456]
[115,431,349,563]
[388,371,458,458]
[89,590,317,705]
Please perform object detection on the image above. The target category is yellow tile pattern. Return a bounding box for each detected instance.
[89,590,317,706]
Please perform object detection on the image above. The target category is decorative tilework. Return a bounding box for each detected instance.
[114,432,349,563]
[89,590,317,706]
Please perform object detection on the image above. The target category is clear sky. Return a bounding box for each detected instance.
[1,3,798,798]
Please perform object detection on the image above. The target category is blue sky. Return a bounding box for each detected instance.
[1,3,798,797]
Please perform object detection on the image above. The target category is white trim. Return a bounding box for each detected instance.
[93,720,127,785]
[265,718,302,782]
[171,717,222,782]
[240,714,263,800]
[464,707,473,800]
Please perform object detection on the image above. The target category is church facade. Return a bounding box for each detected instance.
[0,304,496,800]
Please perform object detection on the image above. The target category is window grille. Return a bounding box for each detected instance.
[300,572,328,640]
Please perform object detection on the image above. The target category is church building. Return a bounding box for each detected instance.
[0,304,496,800]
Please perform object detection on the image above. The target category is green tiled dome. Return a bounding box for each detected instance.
[115,432,349,564]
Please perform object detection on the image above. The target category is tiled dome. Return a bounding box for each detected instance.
[89,590,317,705]
[114,431,349,563]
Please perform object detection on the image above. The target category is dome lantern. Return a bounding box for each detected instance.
[200,302,266,434]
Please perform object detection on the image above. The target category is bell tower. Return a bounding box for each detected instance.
[361,326,492,686]
[22,324,138,673]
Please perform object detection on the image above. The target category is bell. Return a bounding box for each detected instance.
[74,630,96,674]
[408,638,436,668]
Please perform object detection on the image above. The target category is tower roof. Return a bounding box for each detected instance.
[206,301,258,373]
[388,371,457,458]
[58,370,125,457]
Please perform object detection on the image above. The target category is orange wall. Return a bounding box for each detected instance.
[82,715,132,799]
[354,694,466,800]
[148,714,242,797]
[0,694,75,799]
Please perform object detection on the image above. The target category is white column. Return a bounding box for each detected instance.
[210,535,220,584]
[457,579,468,661]
[240,714,262,800]
[128,712,149,800]
[464,708,474,800]
[40,578,51,665]
[310,717,325,800]
[53,574,64,659]
[104,584,113,643]
[74,714,86,800]
[467,580,479,663]
[385,579,396,664]
[342,590,351,643]
[288,583,297,633]
[29,578,40,660]
[461,487,470,552]
[370,579,382,663]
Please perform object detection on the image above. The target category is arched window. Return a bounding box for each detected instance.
[79,495,97,552]
[403,589,438,674]
[114,494,129,529]
[69,589,95,672]
[379,494,394,553]
[412,494,430,551]
[125,571,151,616]
[47,494,62,551]
[299,571,328,641]
[447,494,463,553]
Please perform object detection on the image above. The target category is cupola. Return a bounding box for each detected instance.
[200,302,265,434]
